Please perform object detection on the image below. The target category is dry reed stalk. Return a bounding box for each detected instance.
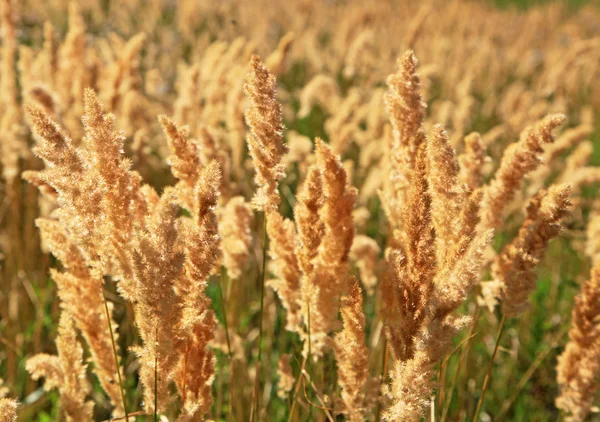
[480,114,566,231]
[458,132,489,193]
[556,264,600,422]
[382,144,435,364]
[333,281,369,422]
[350,235,380,296]
[266,211,302,332]
[382,136,486,420]
[381,56,492,420]
[243,54,287,418]
[218,196,254,280]
[301,139,357,357]
[0,2,27,375]
[26,312,94,421]
[292,166,323,337]
[473,185,571,419]
[36,219,125,417]
[197,126,231,200]
[383,50,427,235]
[294,166,325,280]
[495,184,572,317]
[27,90,142,287]
[265,32,295,76]
[244,54,286,213]
[27,91,220,418]
[159,115,201,186]
[129,191,186,414]
[175,162,222,420]
[102,32,146,113]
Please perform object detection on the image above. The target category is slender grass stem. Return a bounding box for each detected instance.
[441,306,480,422]
[496,328,567,421]
[218,267,234,422]
[100,281,129,422]
[307,301,313,420]
[438,358,447,411]
[218,267,233,359]
[375,337,389,422]
[103,410,147,421]
[300,369,335,422]
[154,325,159,422]
[253,213,268,422]
[472,314,506,422]
[289,300,312,422]
[288,355,308,422]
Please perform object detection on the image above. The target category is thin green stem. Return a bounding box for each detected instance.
[101,282,129,422]
[472,314,507,422]
[496,328,567,421]
[441,306,480,422]
[289,299,312,422]
[254,213,268,422]
[218,267,233,359]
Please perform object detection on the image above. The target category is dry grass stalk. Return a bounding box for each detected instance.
[382,144,435,364]
[129,191,186,414]
[556,264,600,422]
[350,235,380,296]
[381,56,492,420]
[294,165,325,337]
[266,211,302,332]
[302,139,357,356]
[36,218,125,416]
[244,54,287,212]
[26,91,220,418]
[383,50,427,235]
[458,132,489,193]
[175,162,222,419]
[218,196,254,280]
[495,184,571,317]
[159,115,201,186]
[481,114,566,231]
[26,312,94,422]
[333,281,369,422]
[294,166,325,278]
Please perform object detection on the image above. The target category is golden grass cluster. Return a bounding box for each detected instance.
[1,0,600,421]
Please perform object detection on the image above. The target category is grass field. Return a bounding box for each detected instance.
[1,0,600,421]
